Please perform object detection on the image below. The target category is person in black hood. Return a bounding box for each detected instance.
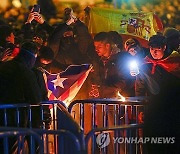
[0,41,41,104]
[33,46,67,101]
[163,27,180,54]
[0,41,42,152]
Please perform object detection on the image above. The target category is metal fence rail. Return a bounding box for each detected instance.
[0,127,82,154]
[68,98,148,154]
[85,124,144,154]
[0,100,84,154]
[0,100,66,129]
[0,127,43,154]
[68,98,147,130]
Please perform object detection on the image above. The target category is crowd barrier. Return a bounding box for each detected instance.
[68,97,147,130]
[0,98,148,154]
[85,124,144,154]
[0,127,43,154]
[0,127,82,154]
[68,97,148,154]
[0,101,85,154]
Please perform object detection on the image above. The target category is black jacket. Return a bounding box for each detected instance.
[48,20,93,65]
[0,54,41,104]
[92,51,135,98]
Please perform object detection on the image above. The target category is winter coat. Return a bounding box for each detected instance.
[92,51,135,98]
[0,53,41,104]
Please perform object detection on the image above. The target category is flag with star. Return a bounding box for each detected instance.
[43,64,92,106]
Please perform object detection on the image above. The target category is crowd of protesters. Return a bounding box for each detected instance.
[0,2,180,153]
[0,0,179,30]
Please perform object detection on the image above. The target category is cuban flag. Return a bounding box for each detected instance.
[43,64,92,106]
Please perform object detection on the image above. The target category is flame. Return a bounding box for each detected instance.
[117,91,126,102]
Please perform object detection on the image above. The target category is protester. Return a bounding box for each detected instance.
[135,34,180,96]
[21,8,52,46]
[163,27,180,54]
[47,8,93,65]
[0,41,41,152]
[34,46,67,74]
[0,25,19,62]
[108,31,123,54]
[93,32,134,97]
[0,41,41,104]
[135,34,180,153]
[124,38,149,59]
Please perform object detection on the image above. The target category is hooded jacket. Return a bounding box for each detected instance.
[0,49,41,104]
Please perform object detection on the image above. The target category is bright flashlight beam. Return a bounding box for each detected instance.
[129,60,138,68]
[129,60,139,76]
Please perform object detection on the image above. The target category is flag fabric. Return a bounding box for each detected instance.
[87,7,163,40]
[43,64,92,106]
[144,51,180,77]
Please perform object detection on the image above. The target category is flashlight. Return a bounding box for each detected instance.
[129,60,139,76]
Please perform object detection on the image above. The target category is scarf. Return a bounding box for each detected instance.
[144,51,180,78]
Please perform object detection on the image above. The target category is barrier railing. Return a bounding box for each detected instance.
[0,100,84,154]
[68,97,147,130]
[68,98,148,154]
[0,127,82,154]
[85,124,144,154]
[0,98,148,154]
[0,127,43,154]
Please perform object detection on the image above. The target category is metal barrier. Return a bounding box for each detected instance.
[68,98,148,154]
[0,100,84,154]
[85,124,144,154]
[68,97,147,130]
[0,127,43,154]
[0,100,66,129]
[0,127,82,154]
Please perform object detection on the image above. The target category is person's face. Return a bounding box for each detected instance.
[94,41,111,58]
[6,32,15,44]
[40,58,52,65]
[150,46,166,59]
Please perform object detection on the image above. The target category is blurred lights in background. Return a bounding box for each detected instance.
[0,0,179,29]
[12,0,22,8]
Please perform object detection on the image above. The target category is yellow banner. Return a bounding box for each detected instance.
[88,7,158,40]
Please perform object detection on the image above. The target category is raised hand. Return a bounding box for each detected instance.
[34,12,45,24]
[26,12,36,24]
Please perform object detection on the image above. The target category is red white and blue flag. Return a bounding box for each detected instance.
[43,64,92,106]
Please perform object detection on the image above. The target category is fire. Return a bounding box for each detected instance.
[117,91,126,102]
